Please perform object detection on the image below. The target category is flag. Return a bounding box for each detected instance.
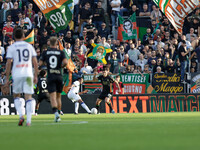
[153,0,200,34]
[146,83,157,94]
[118,13,137,41]
[33,0,74,33]
[87,43,112,64]
[24,29,34,44]
[58,40,75,94]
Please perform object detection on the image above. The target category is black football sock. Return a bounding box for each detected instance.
[107,102,113,112]
[35,109,38,113]
[52,107,58,114]
[96,105,100,113]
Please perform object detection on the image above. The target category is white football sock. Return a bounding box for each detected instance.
[14,98,23,118]
[75,102,79,114]
[26,99,34,124]
[81,102,91,113]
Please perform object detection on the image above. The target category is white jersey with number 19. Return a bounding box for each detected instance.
[6,41,37,78]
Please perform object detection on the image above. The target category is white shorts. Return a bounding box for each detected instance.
[67,91,81,103]
[12,77,34,94]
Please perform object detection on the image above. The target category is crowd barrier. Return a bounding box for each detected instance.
[0,94,200,115]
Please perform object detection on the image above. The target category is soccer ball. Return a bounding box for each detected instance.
[91,108,98,114]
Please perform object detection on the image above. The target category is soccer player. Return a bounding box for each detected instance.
[94,68,120,114]
[39,36,68,122]
[5,28,38,126]
[68,77,91,114]
[35,69,50,115]
[113,75,124,94]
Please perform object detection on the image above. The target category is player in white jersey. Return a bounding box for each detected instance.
[5,28,38,126]
[68,77,91,114]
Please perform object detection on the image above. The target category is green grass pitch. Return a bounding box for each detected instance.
[0,112,200,150]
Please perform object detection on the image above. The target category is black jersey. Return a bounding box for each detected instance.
[98,75,115,93]
[40,48,66,77]
[38,77,48,94]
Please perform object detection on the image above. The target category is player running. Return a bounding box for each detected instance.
[35,69,50,115]
[94,68,120,114]
[5,28,38,126]
[68,77,91,114]
[113,75,124,94]
[39,36,68,122]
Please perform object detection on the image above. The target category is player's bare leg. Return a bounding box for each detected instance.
[57,93,64,115]
[105,97,115,114]
[50,92,60,122]
[77,99,91,114]
[96,98,102,114]
[24,94,35,126]
[13,94,24,126]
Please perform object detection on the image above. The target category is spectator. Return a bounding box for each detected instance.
[162,17,170,31]
[0,41,5,59]
[129,4,139,16]
[139,3,151,17]
[127,43,140,63]
[143,28,151,45]
[84,18,95,40]
[190,60,197,72]
[99,37,110,48]
[20,13,32,30]
[110,0,121,28]
[24,3,35,23]
[155,66,164,73]
[0,30,9,48]
[3,22,13,39]
[17,19,28,31]
[154,36,165,48]
[34,11,47,35]
[150,5,162,23]
[3,15,16,28]
[179,40,190,82]
[80,62,93,74]
[64,30,75,46]
[64,42,72,57]
[165,59,175,73]
[34,28,40,43]
[113,61,126,73]
[39,29,49,49]
[11,2,21,23]
[190,17,200,36]
[93,1,104,31]
[135,53,147,71]
[78,2,92,33]
[58,33,65,47]
[99,22,109,39]
[110,51,119,73]
[77,49,85,68]
[120,0,131,16]
[2,0,13,10]
[122,53,134,66]
[186,28,197,42]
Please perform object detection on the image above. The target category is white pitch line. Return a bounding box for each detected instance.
[43,121,88,125]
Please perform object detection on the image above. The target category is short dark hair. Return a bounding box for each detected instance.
[39,69,46,77]
[49,36,58,46]
[14,28,24,39]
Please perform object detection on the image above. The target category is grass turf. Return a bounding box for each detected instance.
[0,112,200,150]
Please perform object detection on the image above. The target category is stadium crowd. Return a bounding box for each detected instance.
[0,0,199,95]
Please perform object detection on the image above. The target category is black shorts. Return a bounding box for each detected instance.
[98,92,112,100]
[38,93,50,102]
[47,76,63,93]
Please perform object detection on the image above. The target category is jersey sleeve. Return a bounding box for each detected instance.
[6,46,13,59]
[30,45,37,57]
[73,81,80,87]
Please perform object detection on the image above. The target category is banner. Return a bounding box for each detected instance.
[24,29,34,44]
[1,94,200,115]
[152,73,184,93]
[191,72,200,93]
[118,13,137,41]
[153,0,200,34]
[84,74,149,94]
[87,43,112,64]
[33,0,73,32]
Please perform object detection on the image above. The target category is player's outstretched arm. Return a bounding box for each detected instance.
[114,80,121,93]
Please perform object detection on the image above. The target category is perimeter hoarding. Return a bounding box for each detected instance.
[0,94,200,115]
